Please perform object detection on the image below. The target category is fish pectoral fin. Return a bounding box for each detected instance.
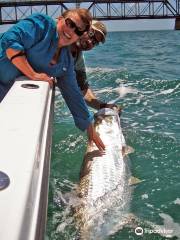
[128,176,143,186]
[122,145,135,156]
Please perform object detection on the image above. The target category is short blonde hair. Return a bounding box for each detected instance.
[62,8,92,29]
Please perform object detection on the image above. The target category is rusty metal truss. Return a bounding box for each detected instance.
[0,0,180,24]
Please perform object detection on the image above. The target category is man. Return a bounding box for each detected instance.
[71,20,121,112]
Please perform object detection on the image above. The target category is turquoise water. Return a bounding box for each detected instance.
[46,30,180,239]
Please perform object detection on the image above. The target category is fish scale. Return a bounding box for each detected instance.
[75,108,131,240]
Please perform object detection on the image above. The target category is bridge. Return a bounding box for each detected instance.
[0,0,180,29]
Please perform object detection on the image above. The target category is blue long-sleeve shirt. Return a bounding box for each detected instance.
[0,13,93,130]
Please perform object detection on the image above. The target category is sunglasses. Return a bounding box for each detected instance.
[87,29,99,46]
[65,18,89,37]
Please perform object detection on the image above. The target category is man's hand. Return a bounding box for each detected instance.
[87,123,105,152]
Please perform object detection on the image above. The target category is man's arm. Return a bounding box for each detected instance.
[74,51,105,109]
[74,51,122,112]
[82,87,122,113]
[82,87,105,109]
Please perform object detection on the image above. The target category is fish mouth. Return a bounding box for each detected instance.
[94,108,119,119]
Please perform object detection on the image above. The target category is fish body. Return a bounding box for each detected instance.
[75,108,132,239]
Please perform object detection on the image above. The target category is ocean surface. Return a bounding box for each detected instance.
[33,30,180,239]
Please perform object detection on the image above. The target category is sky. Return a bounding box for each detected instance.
[0,18,175,33]
[105,19,175,32]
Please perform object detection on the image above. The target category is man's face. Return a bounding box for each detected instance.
[77,28,103,51]
[57,13,89,47]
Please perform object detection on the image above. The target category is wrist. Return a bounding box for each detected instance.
[99,103,107,109]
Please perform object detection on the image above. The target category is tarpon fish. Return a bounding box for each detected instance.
[74,108,137,240]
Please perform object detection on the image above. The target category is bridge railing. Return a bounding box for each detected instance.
[0,0,180,24]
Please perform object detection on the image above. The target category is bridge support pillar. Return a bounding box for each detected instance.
[175,18,180,30]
